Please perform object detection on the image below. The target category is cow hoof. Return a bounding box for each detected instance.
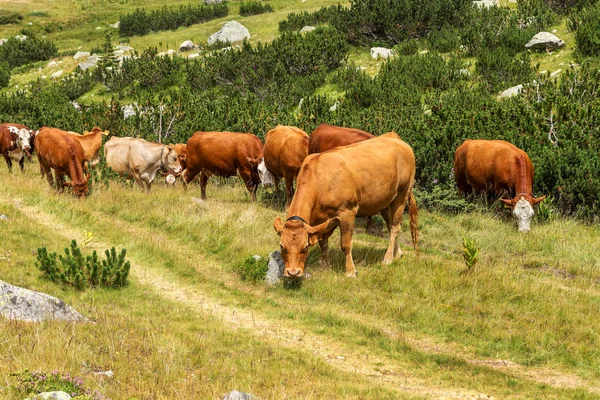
[346,271,357,278]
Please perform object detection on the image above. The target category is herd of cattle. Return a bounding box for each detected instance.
[0,122,545,278]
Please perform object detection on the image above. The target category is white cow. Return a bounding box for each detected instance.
[104,137,182,192]
[1,123,33,173]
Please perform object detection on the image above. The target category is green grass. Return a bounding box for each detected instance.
[1,160,600,398]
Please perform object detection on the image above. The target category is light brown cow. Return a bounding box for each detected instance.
[0,123,33,173]
[34,127,89,197]
[173,143,187,170]
[67,127,110,167]
[183,131,267,201]
[308,123,374,154]
[454,139,545,232]
[274,132,419,278]
[263,125,309,206]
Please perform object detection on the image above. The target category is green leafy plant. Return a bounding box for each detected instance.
[0,61,10,89]
[536,196,556,223]
[35,240,130,289]
[236,255,268,283]
[9,370,86,398]
[462,235,480,272]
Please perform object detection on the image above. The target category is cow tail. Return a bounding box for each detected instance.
[408,189,419,254]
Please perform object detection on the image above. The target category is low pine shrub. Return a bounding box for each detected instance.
[0,10,23,25]
[572,3,600,57]
[476,48,535,93]
[239,1,274,17]
[0,61,10,89]
[427,26,461,53]
[236,255,268,283]
[35,240,131,289]
[278,5,342,32]
[0,33,58,69]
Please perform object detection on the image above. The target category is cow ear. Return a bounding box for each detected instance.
[273,217,284,235]
[306,217,339,236]
[532,196,546,205]
[500,198,513,208]
[308,233,319,246]
[247,157,260,167]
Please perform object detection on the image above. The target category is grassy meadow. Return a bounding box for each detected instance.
[1,160,600,399]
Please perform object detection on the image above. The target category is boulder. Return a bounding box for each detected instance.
[222,390,256,400]
[473,0,498,8]
[0,280,87,322]
[499,84,523,98]
[299,26,316,34]
[266,250,285,286]
[73,51,90,60]
[51,70,63,79]
[208,21,250,45]
[370,47,394,59]
[204,0,224,4]
[525,32,565,50]
[179,40,195,51]
[122,104,136,119]
[28,391,72,400]
[78,54,100,71]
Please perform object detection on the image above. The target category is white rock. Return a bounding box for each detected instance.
[208,21,250,46]
[204,0,223,3]
[78,54,100,71]
[188,53,200,59]
[329,101,339,112]
[122,104,136,119]
[95,26,103,30]
[300,26,316,34]
[473,0,497,8]
[73,51,90,60]
[47,60,58,68]
[167,49,175,55]
[113,50,124,57]
[30,391,72,400]
[0,214,8,221]
[51,70,63,79]
[370,47,394,59]
[499,84,523,98]
[222,391,256,400]
[116,44,133,52]
[419,50,429,54]
[14,35,27,41]
[110,21,120,29]
[266,251,285,286]
[179,40,195,51]
[550,69,562,77]
[0,38,7,46]
[0,280,87,322]
[525,32,565,50]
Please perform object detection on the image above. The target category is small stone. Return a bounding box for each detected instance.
[266,250,285,286]
[165,174,176,185]
[14,35,27,41]
[0,214,8,221]
[95,26,103,30]
[300,26,316,34]
[110,21,120,28]
[222,390,256,400]
[73,51,90,59]
[94,370,114,377]
[252,255,262,261]
[550,69,562,77]
[51,70,63,79]
[419,50,429,54]
[188,53,200,59]
[179,40,195,51]
[473,0,497,8]
[0,39,7,46]
[122,104,136,119]
[525,32,565,50]
[47,60,58,68]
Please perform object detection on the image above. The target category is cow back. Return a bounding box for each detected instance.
[264,125,308,178]
[308,123,374,154]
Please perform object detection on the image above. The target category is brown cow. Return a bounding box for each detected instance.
[173,143,187,170]
[274,132,419,278]
[67,127,110,167]
[0,123,33,172]
[183,131,267,201]
[35,127,89,197]
[454,139,545,232]
[263,125,309,206]
[308,123,374,154]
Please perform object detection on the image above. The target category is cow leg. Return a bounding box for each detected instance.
[3,154,13,173]
[18,156,25,172]
[365,216,376,234]
[284,175,294,207]
[239,169,257,202]
[339,212,357,277]
[318,229,334,266]
[39,161,54,188]
[200,172,209,200]
[383,195,408,263]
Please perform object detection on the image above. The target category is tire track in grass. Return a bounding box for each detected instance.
[8,197,493,400]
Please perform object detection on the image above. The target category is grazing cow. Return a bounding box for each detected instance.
[453,139,546,232]
[0,123,33,172]
[308,123,374,154]
[183,131,269,201]
[104,137,182,192]
[263,125,309,206]
[274,132,419,278]
[173,143,187,170]
[67,127,110,167]
[34,127,89,197]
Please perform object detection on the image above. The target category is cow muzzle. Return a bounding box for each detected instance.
[284,268,303,278]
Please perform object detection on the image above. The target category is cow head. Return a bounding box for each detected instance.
[85,127,110,136]
[257,159,276,188]
[273,216,339,278]
[500,195,546,232]
[64,180,89,197]
[8,127,32,156]
[161,145,183,175]
[174,144,187,170]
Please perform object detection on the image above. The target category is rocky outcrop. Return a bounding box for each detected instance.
[208,21,250,45]
[525,32,565,50]
[0,280,87,322]
[78,54,100,71]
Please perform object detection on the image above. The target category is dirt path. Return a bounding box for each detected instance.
[8,196,600,398]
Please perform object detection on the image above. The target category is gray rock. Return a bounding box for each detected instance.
[188,53,200,59]
[525,32,565,50]
[329,100,340,112]
[266,250,285,286]
[222,390,256,400]
[299,26,316,34]
[499,84,523,98]
[0,38,8,46]
[73,51,90,60]
[113,50,124,57]
[78,54,100,71]
[116,44,133,52]
[110,21,120,29]
[204,0,223,4]
[51,70,63,79]
[47,60,58,68]
[0,280,87,322]
[208,21,250,46]
[94,370,114,377]
[473,0,497,8]
[122,104,136,119]
[370,47,393,59]
[0,214,8,221]
[179,40,195,51]
[30,391,72,400]
[14,35,27,42]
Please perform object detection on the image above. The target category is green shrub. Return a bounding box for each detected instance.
[0,61,10,89]
[239,1,274,16]
[0,10,23,25]
[476,48,535,93]
[394,39,420,55]
[572,3,600,57]
[414,185,476,214]
[517,0,557,28]
[427,26,461,53]
[0,33,58,69]
[279,5,342,32]
[119,3,228,36]
[236,255,268,283]
[35,240,131,289]
[536,196,556,223]
[9,370,88,398]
